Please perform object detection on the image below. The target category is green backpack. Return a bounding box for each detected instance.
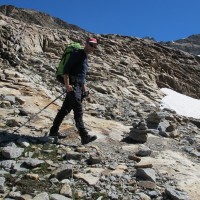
[56,42,82,82]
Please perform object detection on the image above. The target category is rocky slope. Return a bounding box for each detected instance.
[0,5,200,200]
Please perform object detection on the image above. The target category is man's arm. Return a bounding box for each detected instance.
[64,74,73,92]
[82,84,87,92]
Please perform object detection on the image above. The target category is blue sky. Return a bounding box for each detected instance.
[1,0,200,41]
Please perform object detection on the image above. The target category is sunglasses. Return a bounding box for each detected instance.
[88,43,97,48]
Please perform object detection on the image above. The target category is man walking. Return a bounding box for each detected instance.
[49,37,98,145]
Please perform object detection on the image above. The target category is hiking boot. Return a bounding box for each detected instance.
[49,131,68,139]
[81,134,97,145]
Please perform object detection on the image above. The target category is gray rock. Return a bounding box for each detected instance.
[8,191,21,198]
[87,155,102,165]
[2,146,24,159]
[0,100,11,108]
[146,111,162,124]
[0,74,6,81]
[6,118,20,127]
[50,178,59,184]
[190,150,200,157]
[0,160,16,169]
[4,95,16,104]
[60,183,72,197]
[0,177,5,192]
[169,129,180,138]
[135,168,156,182]
[33,192,49,200]
[138,181,156,189]
[11,162,29,174]
[158,120,170,134]
[17,138,30,147]
[65,151,82,161]
[136,145,152,156]
[50,194,72,200]
[136,192,151,200]
[0,169,9,176]
[51,165,73,181]
[23,158,45,168]
[129,130,148,143]
[165,187,191,200]
[147,190,159,198]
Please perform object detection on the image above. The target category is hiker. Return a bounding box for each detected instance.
[49,37,98,145]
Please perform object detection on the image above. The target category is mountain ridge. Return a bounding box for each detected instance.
[0,4,87,32]
[162,34,200,56]
[1,4,200,57]
[0,5,200,55]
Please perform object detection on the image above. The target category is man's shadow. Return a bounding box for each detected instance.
[0,129,53,147]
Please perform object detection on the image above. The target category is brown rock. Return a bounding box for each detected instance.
[128,154,141,162]
[138,180,156,189]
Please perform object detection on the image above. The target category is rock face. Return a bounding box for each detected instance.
[163,34,200,56]
[0,5,200,200]
[0,4,85,32]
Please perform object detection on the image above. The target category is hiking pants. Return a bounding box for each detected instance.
[50,83,86,135]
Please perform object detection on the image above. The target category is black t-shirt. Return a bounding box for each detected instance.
[64,49,88,84]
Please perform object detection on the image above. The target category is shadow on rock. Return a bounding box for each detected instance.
[0,129,54,147]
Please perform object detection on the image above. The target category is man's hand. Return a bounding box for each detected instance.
[66,85,73,93]
[82,90,90,99]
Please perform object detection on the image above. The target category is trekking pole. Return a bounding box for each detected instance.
[11,91,65,134]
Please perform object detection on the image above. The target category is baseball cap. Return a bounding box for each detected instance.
[87,37,97,44]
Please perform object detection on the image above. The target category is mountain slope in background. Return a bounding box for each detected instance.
[2,4,200,56]
[162,34,200,56]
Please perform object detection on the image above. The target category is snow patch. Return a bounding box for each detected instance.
[160,88,200,119]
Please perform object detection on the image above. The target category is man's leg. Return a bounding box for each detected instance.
[72,85,97,144]
[49,94,71,137]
